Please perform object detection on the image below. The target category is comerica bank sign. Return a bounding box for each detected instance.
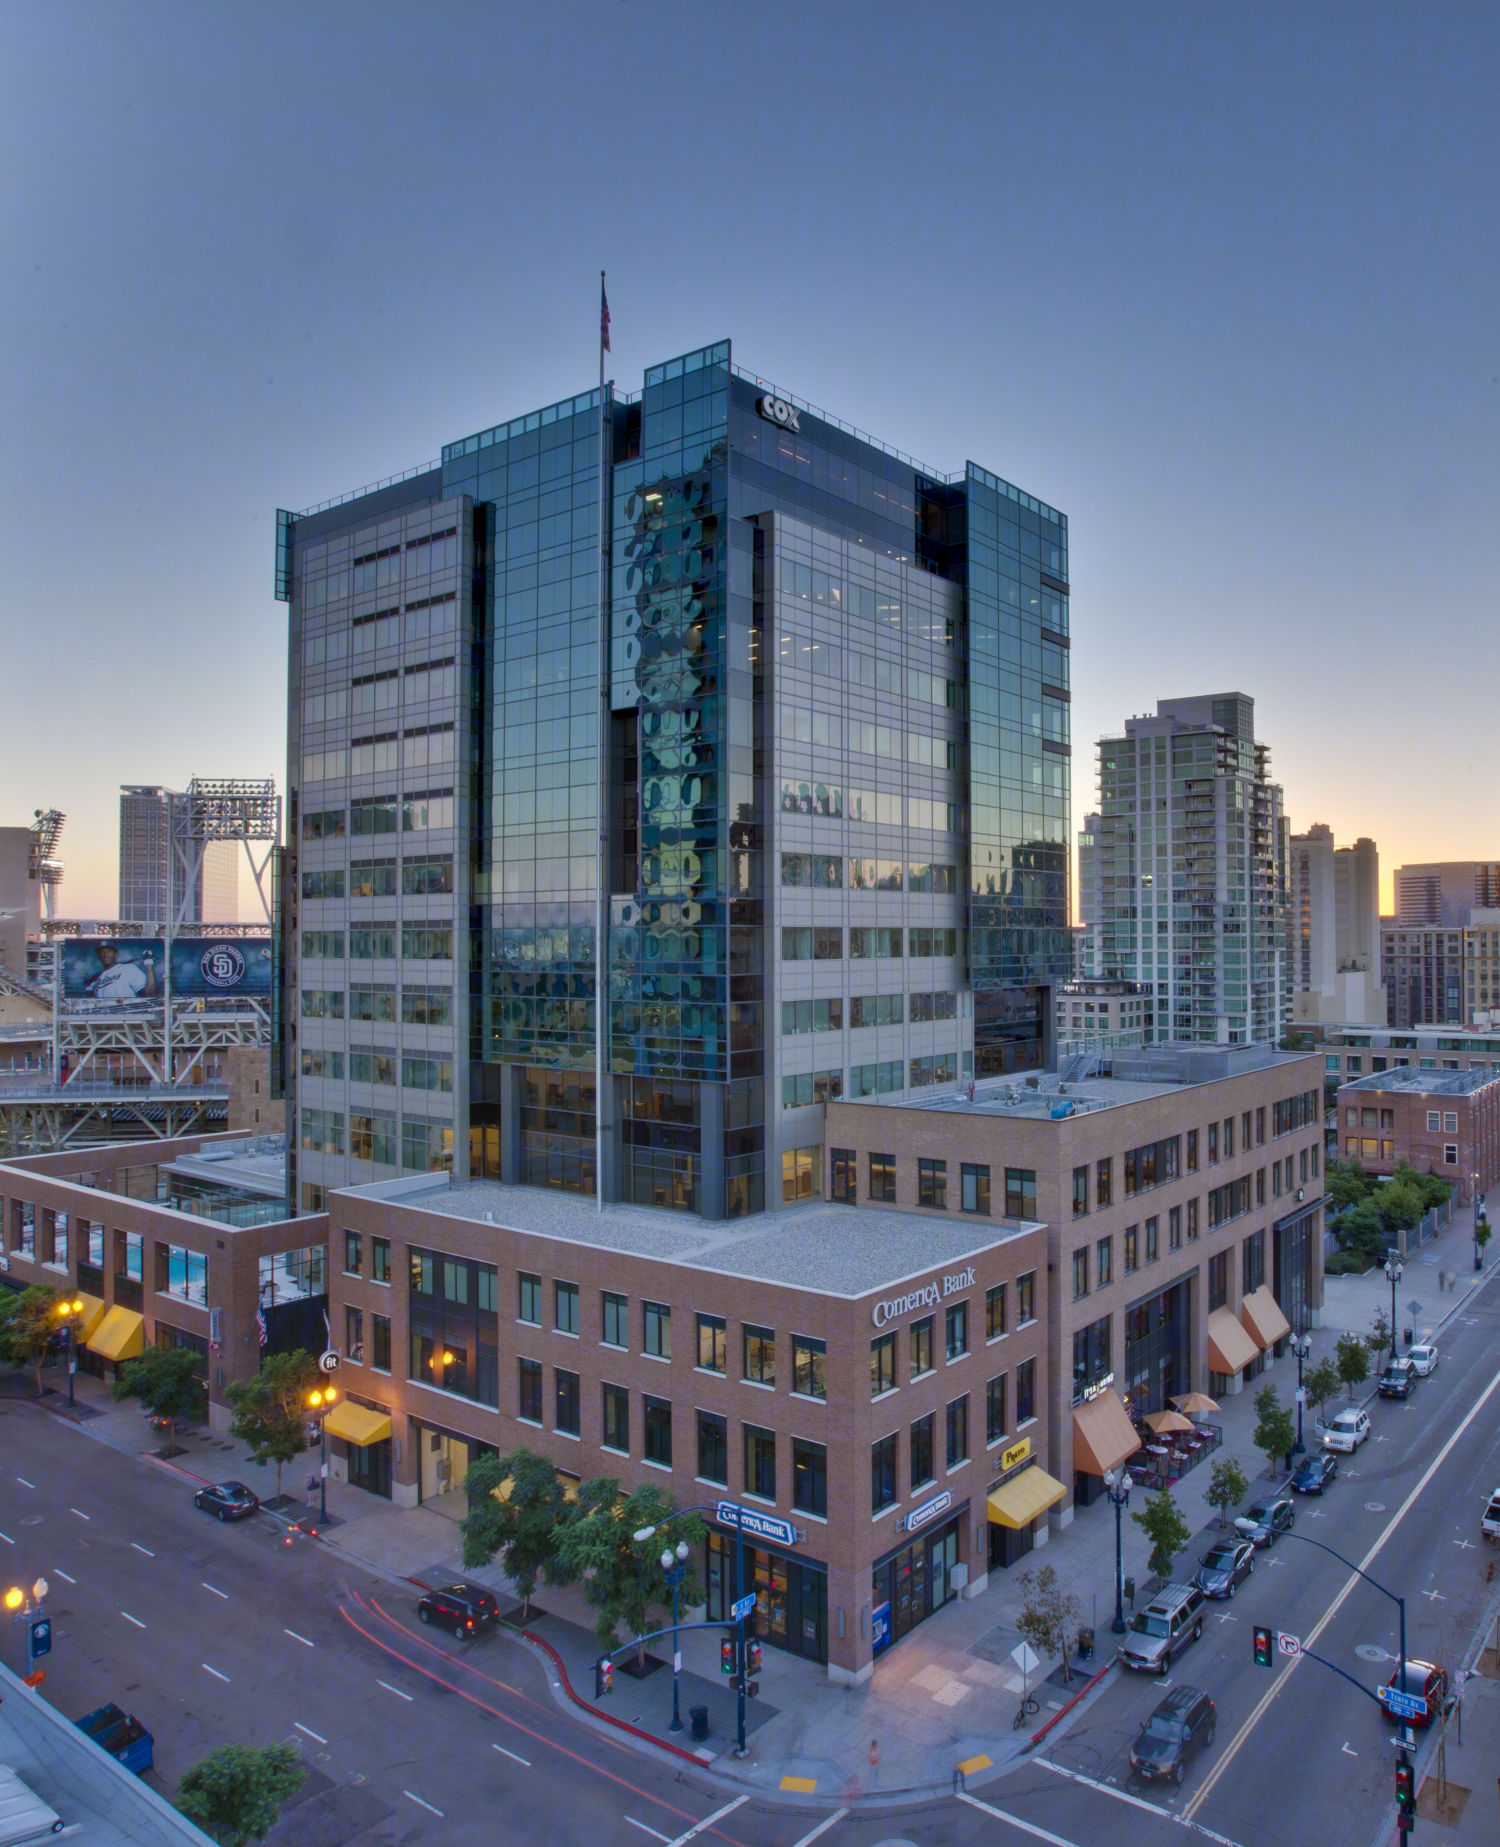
[870,1266,975,1328]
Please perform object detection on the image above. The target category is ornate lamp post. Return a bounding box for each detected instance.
[1383,1252,1403,1363]
[1288,1331,1313,1453]
[1102,1466,1131,1634]
[660,1539,690,1732]
[307,1386,338,1524]
[53,1297,85,1408]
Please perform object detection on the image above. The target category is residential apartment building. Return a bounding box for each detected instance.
[119,786,239,925]
[1394,861,1500,928]
[1054,977,1147,1054]
[1089,695,1289,1046]
[1315,1023,1500,1089]
[1381,922,1465,1029]
[1075,811,1101,976]
[278,342,1071,1218]
[1336,1066,1500,1206]
[1289,824,1384,1026]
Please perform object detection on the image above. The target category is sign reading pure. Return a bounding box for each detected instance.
[871,1266,975,1328]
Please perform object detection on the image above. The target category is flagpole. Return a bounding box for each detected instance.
[594,273,610,1212]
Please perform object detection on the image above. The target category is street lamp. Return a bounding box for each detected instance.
[307,1386,338,1525]
[53,1298,84,1408]
[1383,1252,1403,1363]
[1288,1331,1313,1454]
[660,1539,690,1733]
[1102,1467,1130,1634]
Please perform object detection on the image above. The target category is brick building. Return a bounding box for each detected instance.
[1336,1066,1500,1206]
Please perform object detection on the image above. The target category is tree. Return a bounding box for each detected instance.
[1205,1457,1250,1529]
[460,1448,568,1620]
[174,1742,306,1846]
[1478,1217,1493,1266]
[1302,1358,1341,1428]
[1335,1331,1370,1399]
[1131,1485,1191,1583]
[1014,1563,1082,1685]
[224,1349,319,1498]
[1325,1159,1369,1214]
[112,1346,205,1452]
[551,1478,706,1667]
[1252,1384,1296,1476]
[1365,1305,1395,1359]
[0,1285,58,1396]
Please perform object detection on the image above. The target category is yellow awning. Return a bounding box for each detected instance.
[987,1465,1068,1529]
[88,1306,145,1363]
[1241,1285,1292,1351]
[73,1293,107,1342]
[495,1473,578,1505]
[323,1402,392,1448]
[1207,1306,1260,1375]
[1072,1388,1142,1478]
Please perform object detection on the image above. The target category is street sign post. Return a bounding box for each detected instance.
[1381,1686,1429,1721]
[1277,1632,1301,1657]
[730,1594,756,1622]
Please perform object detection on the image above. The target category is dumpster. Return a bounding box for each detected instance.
[74,1705,153,1776]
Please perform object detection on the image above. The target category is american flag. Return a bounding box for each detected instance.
[600,274,611,355]
[255,1305,268,1348]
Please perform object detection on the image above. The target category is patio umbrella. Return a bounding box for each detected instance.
[1146,1410,1194,1435]
[1171,1392,1220,1416]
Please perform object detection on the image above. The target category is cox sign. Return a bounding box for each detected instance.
[756,394,801,433]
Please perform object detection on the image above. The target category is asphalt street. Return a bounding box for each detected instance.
[3,1267,1497,1847]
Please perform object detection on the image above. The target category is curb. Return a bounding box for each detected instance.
[515,1627,710,1769]
[1023,1658,1116,1752]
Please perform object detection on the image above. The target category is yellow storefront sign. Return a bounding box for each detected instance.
[1000,1436,1031,1472]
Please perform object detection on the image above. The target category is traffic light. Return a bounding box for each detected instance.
[602,1658,613,1696]
[1253,1625,1273,1668]
[720,1631,736,1675]
[1395,1758,1415,1815]
[746,1637,763,1676]
[594,1657,614,1698]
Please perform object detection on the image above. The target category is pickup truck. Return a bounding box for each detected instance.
[1483,1488,1500,1546]
[74,1704,153,1776]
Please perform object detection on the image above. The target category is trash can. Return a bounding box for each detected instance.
[690,1705,710,1742]
[1404,1329,1413,1346]
[1077,1627,1094,1662]
[1124,1576,1136,1609]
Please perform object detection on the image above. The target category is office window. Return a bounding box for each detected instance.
[1016,1272,1035,1324]
[1187,1129,1199,1171]
[745,1424,776,1500]
[871,1332,897,1397]
[945,1301,968,1360]
[910,1314,934,1377]
[830,1147,857,1202]
[962,1164,991,1215]
[602,1383,630,1453]
[986,1374,1008,1443]
[697,1411,728,1485]
[697,1314,726,1372]
[555,1281,579,1335]
[602,1291,628,1348]
[869,1152,897,1202]
[910,1414,935,1488]
[1187,1196,1199,1240]
[1072,1248,1090,1298]
[1072,1165,1089,1216]
[1096,1157,1112,1207]
[1256,1167,1266,1206]
[1124,1225,1139,1272]
[643,1397,672,1467]
[1145,1216,1159,1262]
[1123,1136,1181,1196]
[1005,1168,1037,1219]
[1169,1205,1182,1250]
[643,1301,671,1360]
[1207,1121,1219,1163]
[986,1283,1007,1339]
[372,1237,391,1284]
[1016,1358,1036,1426]
[518,1357,542,1422]
[1444,1143,1458,1164]
[1223,1117,1235,1158]
[1242,1229,1266,1295]
[518,1271,541,1324]
[918,1158,947,1209]
[945,1395,969,1467]
[344,1306,364,1362]
[555,1369,580,1436]
[1208,1250,1229,1311]
[792,1334,826,1399]
[871,1433,898,1512]
[744,1325,776,1386]
[372,1313,391,1372]
[1096,1235,1113,1287]
[1443,1111,1459,1133]
[1256,1106,1265,1145]
[793,1438,827,1517]
[344,1231,362,1275]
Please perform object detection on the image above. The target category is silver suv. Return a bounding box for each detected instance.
[1117,1584,1206,1674]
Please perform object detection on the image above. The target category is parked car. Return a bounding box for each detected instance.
[1290,1453,1339,1495]
[1379,1659,1449,1728]
[1407,1343,1438,1377]
[1482,1487,1500,1546]
[75,1703,154,1775]
[1235,1494,1296,1547]
[1322,1408,1371,1453]
[1117,1584,1205,1674]
[1377,1358,1417,1399]
[417,1582,501,1639]
[1129,1684,1217,1786]
[193,1481,260,1522]
[1193,1539,1255,1599]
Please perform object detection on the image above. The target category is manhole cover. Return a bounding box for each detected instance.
[1365,1502,1386,1512]
[1356,1644,1390,1662]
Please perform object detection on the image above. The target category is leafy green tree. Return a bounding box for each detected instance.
[174,1742,306,1846]
[224,1349,319,1497]
[1325,1159,1369,1213]
[1205,1456,1250,1528]
[1339,1197,1387,1263]
[460,1448,568,1619]
[1335,1331,1370,1399]
[1015,1563,1082,1685]
[1302,1358,1341,1428]
[1131,1485,1191,1583]
[113,1345,205,1450]
[1366,1305,1395,1359]
[552,1479,706,1667]
[1477,1216,1493,1266]
[0,1285,58,1396]
[1252,1384,1296,1476]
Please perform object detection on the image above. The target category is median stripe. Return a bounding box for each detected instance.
[121,1612,146,1629]
[403,1792,443,1817]
[203,1664,230,1682]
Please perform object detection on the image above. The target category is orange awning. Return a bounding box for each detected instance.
[1207,1307,1260,1375]
[1071,1388,1141,1478]
[1241,1285,1292,1351]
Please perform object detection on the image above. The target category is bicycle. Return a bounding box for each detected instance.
[1012,1693,1039,1729]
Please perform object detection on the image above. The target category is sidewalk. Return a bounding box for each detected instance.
[1403,1586,1500,1847]
[24,1220,1495,1805]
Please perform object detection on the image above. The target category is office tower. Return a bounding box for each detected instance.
[1091,694,1288,1046]
[1394,861,1500,928]
[1289,824,1384,1025]
[119,786,239,924]
[278,342,1071,1214]
[1075,811,1100,978]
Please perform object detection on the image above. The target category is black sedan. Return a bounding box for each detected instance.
[1290,1454,1339,1495]
[193,1481,260,1521]
[1192,1538,1255,1599]
[1234,1493,1295,1547]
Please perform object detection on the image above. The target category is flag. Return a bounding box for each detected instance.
[255,1305,268,1348]
[600,274,611,354]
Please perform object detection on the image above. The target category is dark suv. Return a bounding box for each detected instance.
[1377,1359,1416,1399]
[1130,1685,1217,1786]
[417,1582,501,1638]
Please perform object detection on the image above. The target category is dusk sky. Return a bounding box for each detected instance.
[4,2,1495,918]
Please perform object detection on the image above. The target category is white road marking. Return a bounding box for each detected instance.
[627,1822,671,1843]
[203,1664,230,1682]
[492,1744,530,1766]
[132,1543,155,1557]
[1216,1612,1238,1623]
[665,1796,748,1847]
[958,1790,1083,1846]
[1031,1762,1240,1845]
[202,1582,229,1598]
[284,1628,315,1647]
[0,1533,12,1546]
[70,1508,90,1520]
[403,1792,443,1817]
[790,1810,849,1847]
[1454,1538,1475,1550]
[121,1611,146,1628]
[16,1478,34,1489]
[1341,1742,1357,1755]
[1422,1589,1447,1601]
[52,1569,75,1583]
[377,1679,413,1702]
[295,1723,327,1744]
